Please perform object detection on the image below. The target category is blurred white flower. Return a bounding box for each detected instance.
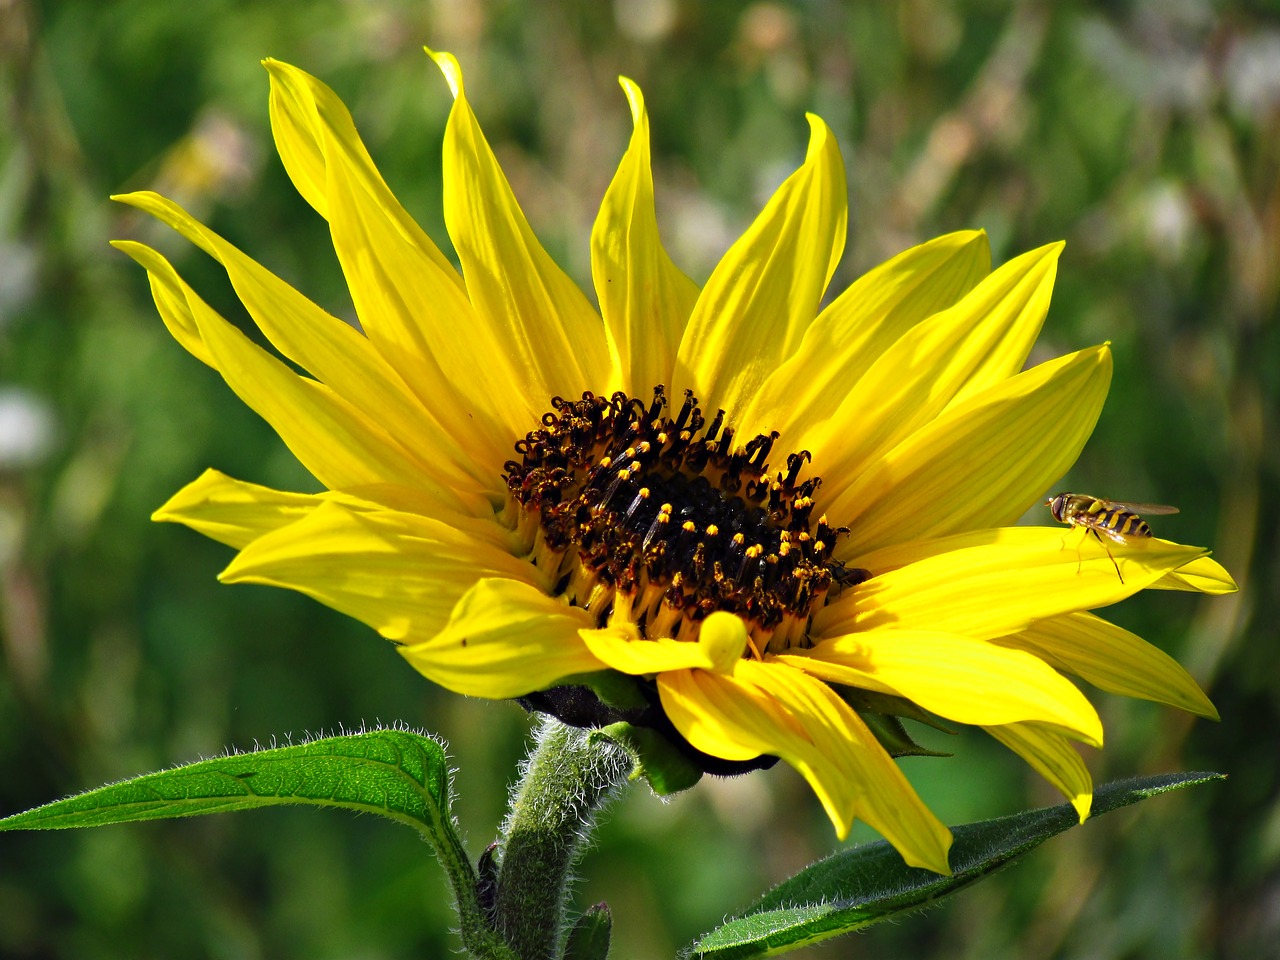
[0,388,56,469]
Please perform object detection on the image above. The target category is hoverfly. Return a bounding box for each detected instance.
[1045,492,1179,583]
[827,560,871,598]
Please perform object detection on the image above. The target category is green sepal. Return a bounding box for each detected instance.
[563,902,612,960]
[561,670,651,711]
[591,721,703,795]
[859,711,950,758]
[841,687,957,735]
[683,771,1223,959]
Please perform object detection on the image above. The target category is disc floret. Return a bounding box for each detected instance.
[504,387,856,654]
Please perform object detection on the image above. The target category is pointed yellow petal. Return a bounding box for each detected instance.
[806,243,1062,488]
[741,229,989,442]
[111,241,216,367]
[818,527,1209,644]
[674,115,847,418]
[112,191,487,492]
[331,481,498,538]
[1150,555,1238,594]
[782,630,1103,746]
[659,661,953,871]
[739,660,952,871]
[114,242,451,490]
[431,49,611,399]
[983,722,1093,821]
[941,243,1062,411]
[321,141,519,477]
[153,469,499,556]
[152,469,323,549]
[401,577,604,698]
[591,77,700,398]
[828,345,1111,555]
[262,58,463,286]
[220,502,538,643]
[264,60,535,468]
[998,612,1218,719]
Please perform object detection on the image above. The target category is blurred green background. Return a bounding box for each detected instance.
[2,0,1276,957]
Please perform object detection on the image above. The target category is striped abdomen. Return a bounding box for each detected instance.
[1084,500,1152,539]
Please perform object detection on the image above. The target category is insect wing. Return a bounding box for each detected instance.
[1099,499,1180,516]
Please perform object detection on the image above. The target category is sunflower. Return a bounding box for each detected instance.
[113,51,1235,876]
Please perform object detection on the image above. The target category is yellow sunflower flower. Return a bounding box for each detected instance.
[113,51,1235,876]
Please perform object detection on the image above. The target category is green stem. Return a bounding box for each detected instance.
[428,808,517,960]
[492,717,631,960]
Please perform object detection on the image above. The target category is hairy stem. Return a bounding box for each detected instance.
[493,717,631,960]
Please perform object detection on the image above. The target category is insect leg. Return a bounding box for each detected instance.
[1090,528,1124,584]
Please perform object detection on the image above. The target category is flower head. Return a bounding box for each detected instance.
[114,52,1235,875]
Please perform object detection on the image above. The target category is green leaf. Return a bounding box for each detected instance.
[684,771,1223,959]
[0,727,518,959]
[0,728,452,835]
[563,902,612,960]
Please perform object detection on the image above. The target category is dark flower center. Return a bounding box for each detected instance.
[503,387,864,654]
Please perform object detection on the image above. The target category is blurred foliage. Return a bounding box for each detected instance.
[1,0,1277,957]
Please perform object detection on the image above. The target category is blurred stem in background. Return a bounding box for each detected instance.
[1,1,1276,957]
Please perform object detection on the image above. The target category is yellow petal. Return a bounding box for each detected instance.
[983,722,1093,822]
[430,49,611,399]
[782,629,1103,746]
[111,192,490,491]
[655,668,774,762]
[113,241,442,491]
[153,469,323,549]
[110,241,216,367]
[580,609,748,675]
[741,229,989,443]
[580,627,719,674]
[659,661,953,871]
[264,60,535,470]
[699,611,752,672]
[153,469,502,554]
[220,502,539,643]
[674,114,847,418]
[818,527,1209,644]
[262,58,463,286]
[591,78,700,398]
[828,345,1112,556]
[805,243,1061,488]
[401,577,604,698]
[997,612,1218,719]
[1150,555,1239,594]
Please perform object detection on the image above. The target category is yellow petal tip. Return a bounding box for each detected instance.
[803,112,834,149]
[699,612,748,673]
[424,47,463,98]
[110,190,159,210]
[1073,793,1093,823]
[617,76,644,122]
[261,59,295,81]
